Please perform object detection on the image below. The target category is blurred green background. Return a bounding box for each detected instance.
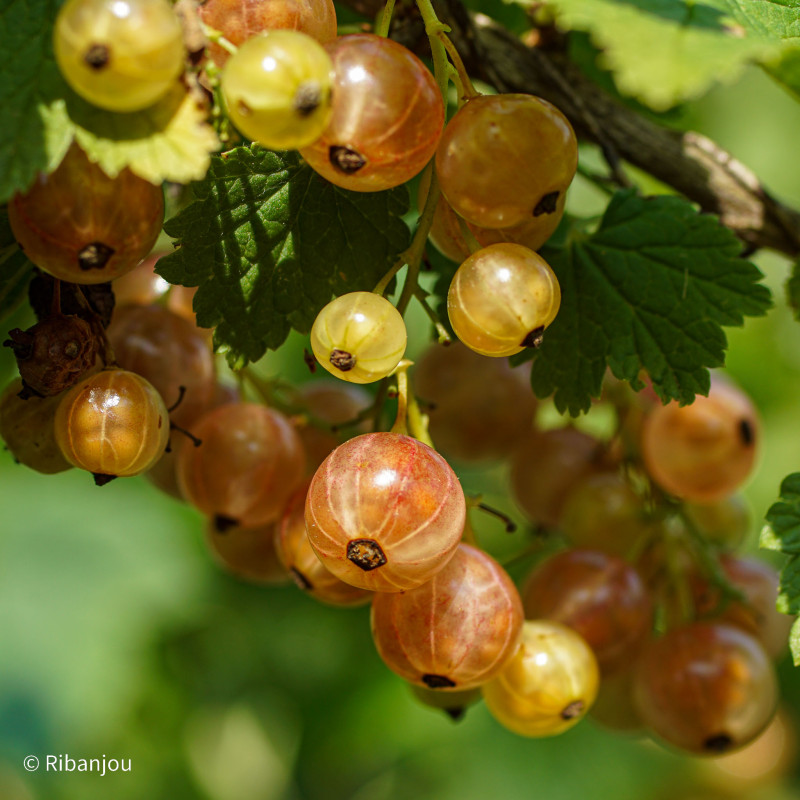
[5,40,800,800]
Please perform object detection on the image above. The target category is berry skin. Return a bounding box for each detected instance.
[54,368,169,482]
[419,170,565,263]
[640,375,760,503]
[276,482,371,606]
[8,144,164,285]
[371,543,524,690]
[107,304,216,428]
[522,549,654,675]
[482,620,600,737]
[305,432,466,592]
[447,243,561,357]
[634,622,778,755]
[54,0,185,113]
[436,94,578,229]
[299,34,445,192]
[199,0,337,68]
[177,402,306,529]
[0,379,73,474]
[295,381,371,472]
[509,428,604,528]
[310,292,407,384]
[414,342,536,463]
[559,471,653,557]
[205,517,289,585]
[221,30,334,151]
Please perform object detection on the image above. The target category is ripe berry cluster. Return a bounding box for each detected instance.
[0,0,789,762]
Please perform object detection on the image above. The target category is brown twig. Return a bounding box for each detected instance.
[341,0,800,257]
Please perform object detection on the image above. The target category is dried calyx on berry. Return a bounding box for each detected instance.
[4,314,99,397]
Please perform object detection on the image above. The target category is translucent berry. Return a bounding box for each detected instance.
[482,620,600,737]
[310,292,407,384]
[107,304,216,428]
[221,30,334,150]
[54,368,169,482]
[640,375,760,503]
[299,34,444,191]
[634,622,778,755]
[305,432,465,592]
[414,342,536,462]
[177,402,306,528]
[205,517,289,585]
[199,0,337,68]
[54,0,185,112]
[8,144,164,284]
[436,93,577,229]
[522,549,654,674]
[447,243,561,357]
[371,544,524,690]
[0,379,73,474]
[276,482,371,606]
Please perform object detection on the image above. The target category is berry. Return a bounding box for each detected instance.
[522,549,654,674]
[304,432,465,592]
[177,402,306,528]
[54,368,169,482]
[419,170,565,263]
[299,34,444,192]
[107,304,216,428]
[559,471,653,557]
[276,482,371,606]
[199,0,337,68]
[436,94,578,229]
[221,30,335,151]
[640,375,760,503]
[54,0,184,112]
[295,381,371,472]
[482,620,600,737]
[509,428,604,528]
[634,622,778,755]
[691,556,792,659]
[414,342,536,462]
[371,543,524,690]
[447,243,561,357]
[683,494,752,551]
[205,517,289,585]
[0,379,73,474]
[8,144,164,284]
[310,292,407,384]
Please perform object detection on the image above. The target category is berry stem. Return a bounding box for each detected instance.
[390,360,411,436]
[375,0,397,38]
[413,288,452,345]
[455,214,482,255]
[434,29,479,100]
[200,22,237,56]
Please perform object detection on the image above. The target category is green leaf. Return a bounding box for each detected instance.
[787,260,800,320]
[0,208,34,324]
[0,0,218,201]
[762,474,800,657]
[157,147,411,368]
[764,474,800,554]
[530,190,771,415]
[0,0,73,203]
[778,556,800,614]
[540,0,780,110]
[70,85,220,186]
[716,0,800,98]
[790,616,800,667]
